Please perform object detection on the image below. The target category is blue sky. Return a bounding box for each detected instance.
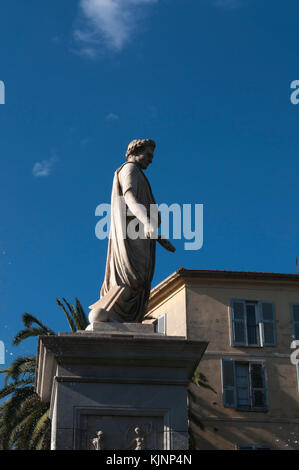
[0,0,299,365]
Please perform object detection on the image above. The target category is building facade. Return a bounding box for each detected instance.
[146,268,299,450]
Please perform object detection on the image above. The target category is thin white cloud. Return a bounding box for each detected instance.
[32,156,58,178]
[73,45,98,60]
[105,112,119,121]
[74,0,158,55]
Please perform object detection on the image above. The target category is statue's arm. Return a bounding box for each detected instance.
[119,163,160,240]
[124,190,157,239]
[125,191,175,251]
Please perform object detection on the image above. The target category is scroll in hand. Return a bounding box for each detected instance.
[157,235,176,253]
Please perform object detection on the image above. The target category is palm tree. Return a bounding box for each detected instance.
[0,298,88,450]
[0,299,212,450]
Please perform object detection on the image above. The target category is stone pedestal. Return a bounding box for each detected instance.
[36,323,207,450]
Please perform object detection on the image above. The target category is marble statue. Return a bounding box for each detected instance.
[126,426,149,450]
[88,139,175,325]
[92,430,104,450]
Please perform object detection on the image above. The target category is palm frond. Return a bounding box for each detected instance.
[3,356,36,386]
[35,424,51,450]
[0,387,35,449]
[8,401,40,449]
[75,298,89,330]
[56,298,76,332]
[28,407,50,449]
[21,313,55,334]
[0,296,87,450]
[13,327,53,346]
[14,405,45,450]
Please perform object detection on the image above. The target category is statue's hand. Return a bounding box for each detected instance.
[158,237,176,253]
[145,221,158,239]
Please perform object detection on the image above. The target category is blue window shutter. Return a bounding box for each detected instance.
[221,359,236,408]
[249,362,267,410]
[237,445,255,450]
[231,300,246,345]
[260,302,276,346]
[235,363,250,409]
[157,314,166,335]
[291,304,299,340]
[238,445,271,450]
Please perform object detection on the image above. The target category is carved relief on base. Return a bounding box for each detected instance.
[91,430,105,450]
[126,424,152,450]
[80,413,163,450]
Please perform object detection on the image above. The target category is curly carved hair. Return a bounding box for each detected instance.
[126,139,156,159]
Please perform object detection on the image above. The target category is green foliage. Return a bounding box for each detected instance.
[191,370,217,394]
[0,297,212,451]
[0,298,88,450]
[56,298,88,332]
[13,314,56,346]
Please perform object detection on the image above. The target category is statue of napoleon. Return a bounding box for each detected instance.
[88,139,175,326]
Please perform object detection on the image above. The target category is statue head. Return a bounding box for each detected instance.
[126,139,156,170]
[134,426,142,436]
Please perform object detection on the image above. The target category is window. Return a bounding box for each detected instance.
[221,359,268,411]
[237,445,271,450]
[290,305,299,391]
[230,300,276,347]
[291,304,299,340]
[153,314,167,335]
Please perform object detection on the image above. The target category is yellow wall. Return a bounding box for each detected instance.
[186,283,299,352]
[190,419,299,450]
[147,286,187,337]
[148,277,299,449]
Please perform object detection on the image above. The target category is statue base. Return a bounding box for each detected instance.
[36,323,207,450]
[85,321,158,336]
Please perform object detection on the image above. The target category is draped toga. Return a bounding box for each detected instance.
[100,162,157,322]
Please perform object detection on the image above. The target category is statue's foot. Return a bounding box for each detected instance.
[88,307,109,323]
